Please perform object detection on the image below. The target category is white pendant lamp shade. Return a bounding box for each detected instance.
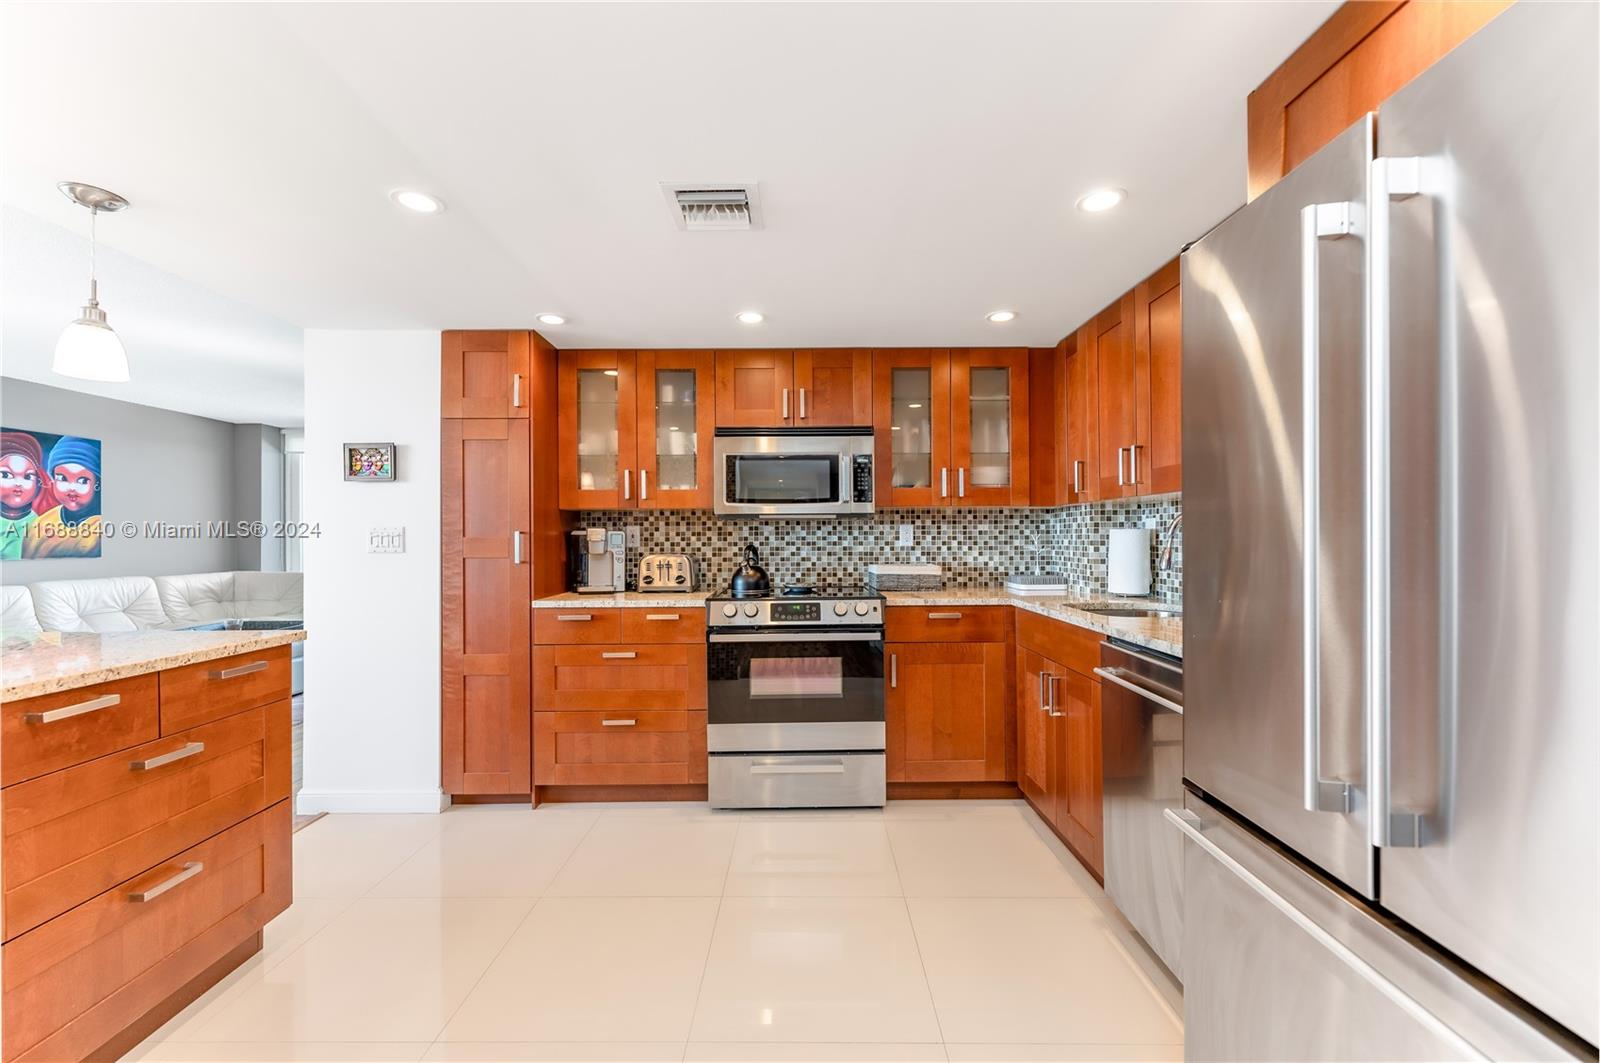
[53,182,131,382]
[54,282,129,382]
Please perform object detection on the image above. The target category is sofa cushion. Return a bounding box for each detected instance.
[1,585,41,634]
[29,576,169,632]
[155,571,302,624]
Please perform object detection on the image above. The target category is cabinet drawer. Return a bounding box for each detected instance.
[1015,609,1102,678]
[533,609,624,644]
[533,644,707,711]
[2,673,159,788]
[534,710,706,786]
[159,645,292,733]
[886,605,1012,643]
[620,608,706,644]
[2,700,289,940]
[1,800,290,1063]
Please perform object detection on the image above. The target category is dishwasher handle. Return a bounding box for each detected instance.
[1093,666,1183,714]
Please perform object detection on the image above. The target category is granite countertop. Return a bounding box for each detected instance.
[881,587,1182,657]
[532,591,712,609]
[1,629,308,702]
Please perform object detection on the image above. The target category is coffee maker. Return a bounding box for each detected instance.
[568,528,626,593]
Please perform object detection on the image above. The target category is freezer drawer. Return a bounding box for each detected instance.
[1173,794,1585,1062]
[708,752,885,810]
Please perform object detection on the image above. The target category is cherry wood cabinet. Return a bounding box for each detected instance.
[441,330,530,418]
[1016,647,1056,814]
[1062,331,1099,503]
[1090,293,1146,499]
[714,350,794,427]
[534,710,707,787]
[559,350,716,510]
[1247,0,1509,200]
[872,349,951,507]
[886,641,1011,783]
[1054,666,1103,874]
[441,419,531,795]
[1136,259,1183,494]
[951,348,1030,506]
[713,349,871,428]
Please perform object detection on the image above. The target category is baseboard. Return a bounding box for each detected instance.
[295,788,450,814]
[888,780,1023,800]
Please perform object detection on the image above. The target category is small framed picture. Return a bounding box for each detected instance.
[344,442,396,482]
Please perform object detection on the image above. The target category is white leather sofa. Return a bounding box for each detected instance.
[3,572,304,693]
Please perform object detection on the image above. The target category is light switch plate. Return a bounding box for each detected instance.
[626,525,641,549]
[898,524,914,547]
[368,526,405,553]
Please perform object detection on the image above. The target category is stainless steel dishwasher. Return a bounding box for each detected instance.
[1096,638,1184,979]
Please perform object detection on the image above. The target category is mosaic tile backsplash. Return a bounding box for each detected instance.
[574,493,1182,603]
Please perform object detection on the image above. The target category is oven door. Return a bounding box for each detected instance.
[707,629,885,752]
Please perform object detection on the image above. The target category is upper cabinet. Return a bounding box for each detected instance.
[1090,294,1146,499]
[558,350,716,510]
[1062,332,1099,503]
[872,349,1028,507]
[442,330,530,418]
[1136,260,1182,495]
[714,349,871,427]
[1246,0,1508,199]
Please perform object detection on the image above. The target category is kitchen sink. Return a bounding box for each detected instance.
[1076,605,1181,619]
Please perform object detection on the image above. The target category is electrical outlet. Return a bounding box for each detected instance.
[368,526,405,554]
[626,525,641,549]
[898,523,914,547]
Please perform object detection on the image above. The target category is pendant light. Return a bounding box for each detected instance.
[53,182,131,382]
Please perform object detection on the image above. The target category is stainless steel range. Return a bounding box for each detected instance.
[705,584,886,809]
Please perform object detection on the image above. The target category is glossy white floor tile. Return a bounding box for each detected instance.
[724,817,901,896]
[544,814,738,896]
[130,802,1180,1061]
[440,896,718,1042]
[178,897,533,1043]
[690,896,942,1043]
[908,897,1183,1045]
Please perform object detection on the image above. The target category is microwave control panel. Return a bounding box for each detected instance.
[852,454,874,502]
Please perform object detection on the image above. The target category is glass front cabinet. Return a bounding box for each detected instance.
[558,350,715,510]
[872,348,1029,507]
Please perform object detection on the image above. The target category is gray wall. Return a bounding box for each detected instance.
[0,378,265,583]
[233,423,285,571]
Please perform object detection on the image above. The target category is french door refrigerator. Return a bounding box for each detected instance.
[1177,2,1597,1059]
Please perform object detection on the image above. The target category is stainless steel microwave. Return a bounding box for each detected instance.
[712,427,875,517]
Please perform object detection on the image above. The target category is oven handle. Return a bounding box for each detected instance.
[750,762,847,775]
[708,631,882,644]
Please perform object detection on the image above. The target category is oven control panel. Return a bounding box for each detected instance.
[770,601,820,622]
[712,598,883,626]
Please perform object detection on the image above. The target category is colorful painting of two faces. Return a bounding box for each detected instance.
[0,427,103,560]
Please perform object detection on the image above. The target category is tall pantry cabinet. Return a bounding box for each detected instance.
[440,330,564,797]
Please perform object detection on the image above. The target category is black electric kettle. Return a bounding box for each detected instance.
[729,543,771,598]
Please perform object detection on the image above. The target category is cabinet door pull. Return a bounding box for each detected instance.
[623,468,632,501]
[927,611,963,620]
[602,718,637,727]
[799,388,807,420]
[210,660,268,680]
[1117,446,1127,486]
[23,692,120,724]
[958,467,966,498]
[512,373,523,408]
[556,613,593,622]
[890,653,898,689]
[644,613,680,621]
[782,388,791,420]
[940,467,949,498]
[640,469,649,501]
[1047,674,1064,716]
[128,861,203,902]
[1039,671,1052,711]
[512,530,524,565]
[601,651,637,659]
[1073,459,1083,494]
[130,741,205,772]
[1129,444,1140,484]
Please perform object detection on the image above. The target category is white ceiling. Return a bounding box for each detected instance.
[3,1,1335,358]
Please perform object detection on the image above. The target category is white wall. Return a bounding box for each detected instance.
[299,330,444,814]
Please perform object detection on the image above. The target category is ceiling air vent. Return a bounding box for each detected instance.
[660,182,762,232]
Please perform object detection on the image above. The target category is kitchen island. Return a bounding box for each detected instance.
[1,628,303,1063]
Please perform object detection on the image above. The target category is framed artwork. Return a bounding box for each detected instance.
[344,442,396,482]
[0,427,103,559]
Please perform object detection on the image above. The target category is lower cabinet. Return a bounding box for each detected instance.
[1016,613,1105,878]
[885,608,1014,784]
[532,609,707,792]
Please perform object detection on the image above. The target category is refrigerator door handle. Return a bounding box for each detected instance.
[1166,808,1486,1061]
[1367,156,1426,849]
[1300,201,1356,816]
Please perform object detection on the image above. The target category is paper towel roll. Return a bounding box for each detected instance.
[1107,528,1153,596]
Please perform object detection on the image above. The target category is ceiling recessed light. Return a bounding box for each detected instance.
[736,310,765,325]
[536,313,566,326]
[390,189,444,214]
[1076,187,1126,214]
[986,310,1017,324]
[908,403,923,409]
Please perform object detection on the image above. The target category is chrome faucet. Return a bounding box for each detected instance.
[1159,513,1183,571]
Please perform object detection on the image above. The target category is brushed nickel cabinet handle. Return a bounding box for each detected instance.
[927,611,963,620]
[940,467,949,498]
[601,651,637,659]
[799,388,807,420]
[1129,444,1140,484]
[556,613,593,622]
[640,469,649,501]
[23,692,120,724]
[890,653,898,689]
[958,467,966,498]
[210,660,268,680]
[129,861,203,902]
[602,718,637,727]
[130,741,205,771]
[511,530,524,565]
[1073,459,1083,494]
[644,613,680,621]
[512,373,523,408]
[782,388,790,420]
[1117,446,1127,486]
[623,468,632,501]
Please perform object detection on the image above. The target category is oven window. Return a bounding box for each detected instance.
[730,454,839,504]
[709,637,884,725]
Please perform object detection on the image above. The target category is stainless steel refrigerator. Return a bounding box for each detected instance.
[1177,3,1597,1058]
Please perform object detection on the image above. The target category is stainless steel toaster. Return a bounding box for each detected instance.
[637,553,696,592]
